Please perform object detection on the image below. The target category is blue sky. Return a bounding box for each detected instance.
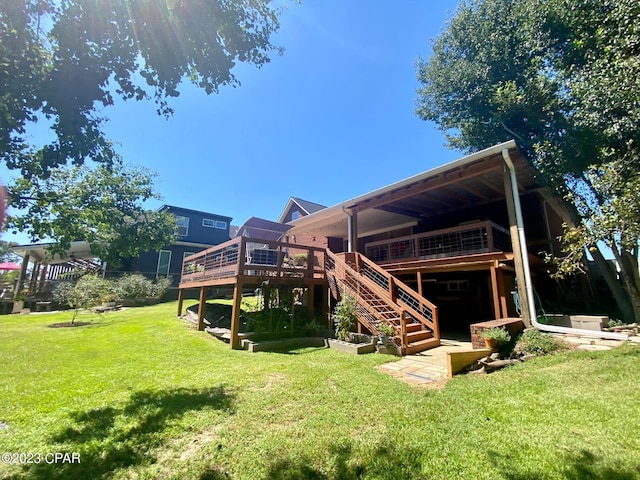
[5,0,463,243]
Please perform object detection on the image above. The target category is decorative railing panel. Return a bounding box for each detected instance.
[365,221,510,263]
[179,237,326,287]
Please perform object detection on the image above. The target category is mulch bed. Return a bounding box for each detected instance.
[47,322,92,328]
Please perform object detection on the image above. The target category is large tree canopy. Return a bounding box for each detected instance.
[8,160,178,266]
[416,0,640,321]
[1,0,281,262]
[1,0,281,174]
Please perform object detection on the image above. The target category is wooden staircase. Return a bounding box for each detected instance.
[326,251,440,355]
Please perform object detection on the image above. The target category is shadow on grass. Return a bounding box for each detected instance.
[12,386,236,480]
[488,448,639,480]
[263,439,424,479]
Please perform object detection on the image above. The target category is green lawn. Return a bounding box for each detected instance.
[1,302,639,479]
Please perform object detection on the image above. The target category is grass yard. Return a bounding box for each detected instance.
[0,301,639,480]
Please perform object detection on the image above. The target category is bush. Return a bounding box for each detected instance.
[114,274,171,300]
[53,275,112,323]
[516,329,566,355]
[333,295,358,341]
[481,327,511,344]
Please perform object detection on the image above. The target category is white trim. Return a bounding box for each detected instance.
[156,250,172,278]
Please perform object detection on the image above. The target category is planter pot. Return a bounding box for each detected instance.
[327,338,376,355]
[484,338,499,350]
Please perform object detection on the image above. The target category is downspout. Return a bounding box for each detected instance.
[502,148,628,341]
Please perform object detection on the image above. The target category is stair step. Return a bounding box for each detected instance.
[407,330,432,343]
[404,338,441,355]
[405,323,422,333]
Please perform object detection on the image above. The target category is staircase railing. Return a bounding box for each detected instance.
[326,250,439,347]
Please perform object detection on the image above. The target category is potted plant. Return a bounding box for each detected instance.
[378,323,395,345]
[481,327,511,350]
[333,295,357,341]
[291,253,307,267]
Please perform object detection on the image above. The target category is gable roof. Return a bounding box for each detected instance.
[235,217,291,242]
[277,197,327,223]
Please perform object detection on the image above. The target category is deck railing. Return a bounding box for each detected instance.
[364,220,511,264]
[179,236,327,287]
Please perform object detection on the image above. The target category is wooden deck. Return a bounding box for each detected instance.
[177,237,329,349]
[179,236,328,290]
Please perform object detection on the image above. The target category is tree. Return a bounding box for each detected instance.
[1,0,281,174]
[1,0,281,259]
[415,0,640,321]
[53,275,112,324]
[7,159,178,266]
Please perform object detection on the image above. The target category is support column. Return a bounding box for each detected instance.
[489,265,502,319]
[15,254,30,295]
[496,267,508,318]
[324,283,331,329]
[37,264,48,294]
[347,209,358,253]
[197,287,207,331]
[307,285,315,316]
[230,280,243,349]
[503,158,532,326]
[416,271,424,297]
[177,288,184,317]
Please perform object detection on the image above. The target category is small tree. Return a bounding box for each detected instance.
[333,295,358,342]
[53,275,111,323]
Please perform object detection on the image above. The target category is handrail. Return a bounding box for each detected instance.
[326,250,439,342]
[353,252,439,336]
[365,220,511,264]
[179,236,327,287]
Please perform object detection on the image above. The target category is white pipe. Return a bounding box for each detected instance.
[502,148,628,341]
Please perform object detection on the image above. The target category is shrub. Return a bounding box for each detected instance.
[114,274,170,300]
[378,323,395,337]
[333,295,358,341]
[516,329,566,355]
[481,327,511,345]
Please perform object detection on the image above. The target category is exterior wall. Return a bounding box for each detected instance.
[167,206,232,245]
[134,244,204,282]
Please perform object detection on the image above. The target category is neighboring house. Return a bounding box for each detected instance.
[278,197,327,223]
[177,140,574,353]
[126,205,233,284]
[10,205,233,297]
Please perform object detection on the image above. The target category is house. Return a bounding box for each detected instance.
[9,205,233,298]
[177,140,570,353]
[124,205,233,283]
[278,197,327,223]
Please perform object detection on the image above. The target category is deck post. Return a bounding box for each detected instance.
[307,284,315,316]
[497,266,508,317]
[197,287,207,331]
[489,265,502,319]
[177,288,184,317]
[230,280,243,349]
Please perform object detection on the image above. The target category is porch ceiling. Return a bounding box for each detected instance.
[287,141,543,240]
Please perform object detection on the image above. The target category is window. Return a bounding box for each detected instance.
[176,216,189,236]
[157,250,172,278]
[291,210,301,220]
[183,252,195,260]
[203,218,227,230]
